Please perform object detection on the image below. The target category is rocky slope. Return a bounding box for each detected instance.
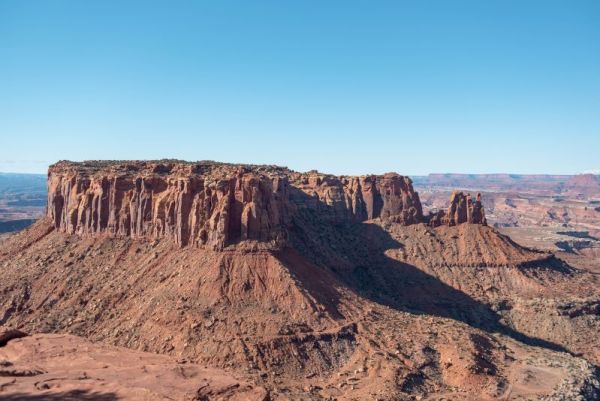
[2,160,600,400]
[0,331,268,401]
[417,180,600,270]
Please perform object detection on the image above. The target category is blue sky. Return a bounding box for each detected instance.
[1,1,599,175]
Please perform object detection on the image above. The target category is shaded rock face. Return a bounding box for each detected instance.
[47,161,426,249]
[428,191,487,227]
[289,171,423,225]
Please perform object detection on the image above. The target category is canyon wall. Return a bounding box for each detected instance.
[47,161,482,249]
[288,171,423,225]
[47,161,290,250]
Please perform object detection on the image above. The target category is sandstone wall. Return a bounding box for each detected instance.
[47,161,289,249]
[289,172,423,225]
[47,161,481,249]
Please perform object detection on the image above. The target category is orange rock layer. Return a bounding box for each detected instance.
[427,191,487,227]
[47,160,483,249]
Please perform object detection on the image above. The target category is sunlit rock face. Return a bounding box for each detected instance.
[427,191,487,227]
[48,160,486,250]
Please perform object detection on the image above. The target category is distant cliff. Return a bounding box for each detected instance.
[412,173,600,196]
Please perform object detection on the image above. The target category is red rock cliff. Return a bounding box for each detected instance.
[427,191,487,227]
[47,161,480,249]
[47,161,290,249]
[289,171,423,225]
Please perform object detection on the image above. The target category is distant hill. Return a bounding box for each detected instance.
[412,173,600,195]
[564,174,600,196]
[0,173,46,232]
[0,172,47,195]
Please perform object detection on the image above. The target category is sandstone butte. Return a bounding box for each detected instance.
[46,160,486,250]
[4,160,600,401]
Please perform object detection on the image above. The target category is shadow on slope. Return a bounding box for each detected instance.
[286,187,570,353]
[0,390,118,401]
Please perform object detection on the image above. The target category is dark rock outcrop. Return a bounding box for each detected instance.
[0,329,28,347]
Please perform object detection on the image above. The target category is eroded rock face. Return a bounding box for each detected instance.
[428,191,487,227]
[47,161,426,249]
[48,161,290,250]
[289,171,423,225]
[47,161,489,248]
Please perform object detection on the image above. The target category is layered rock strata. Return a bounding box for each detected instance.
[288,171,423,224]
[47,161,290,250]
[427,191,487,227]
[47,161,483,249]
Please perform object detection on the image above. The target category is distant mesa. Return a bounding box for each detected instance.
[412,172,600,196]
[564,174,600,196]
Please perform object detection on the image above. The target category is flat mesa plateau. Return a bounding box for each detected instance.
[1,160,600,401]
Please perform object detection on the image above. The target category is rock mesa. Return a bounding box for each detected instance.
[47,161,484,249]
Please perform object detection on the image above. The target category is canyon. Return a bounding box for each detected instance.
[1,161,600,400]
[0,173,46,240]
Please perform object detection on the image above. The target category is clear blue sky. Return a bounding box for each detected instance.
[1,1,599,175]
